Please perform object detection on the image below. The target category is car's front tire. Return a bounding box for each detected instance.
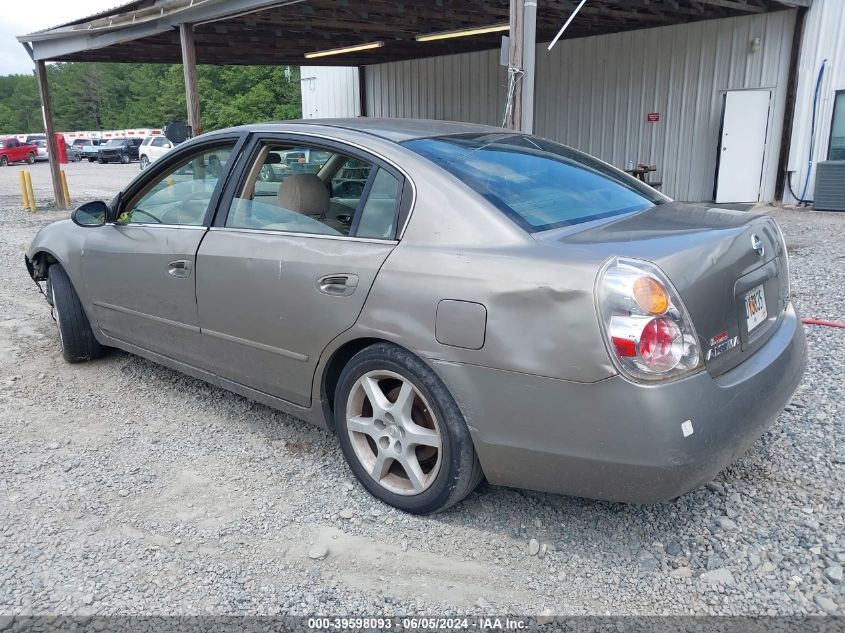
[334,343,484,514]
[120,154,130,164]
[48,265,104,363]
[98,157,105,164]
[88,157,96,163]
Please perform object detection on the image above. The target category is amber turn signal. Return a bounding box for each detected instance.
[633,276,669,315]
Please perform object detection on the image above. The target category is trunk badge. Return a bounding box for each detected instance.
[706,335,739,361]
[751,234,765,258]
[709,331,729,346]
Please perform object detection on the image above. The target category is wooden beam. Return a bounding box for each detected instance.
[506,0,524,131]
[33,60,67,211]
[691,0,768,13]
[179,23,202,136]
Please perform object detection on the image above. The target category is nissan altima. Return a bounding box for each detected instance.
[25,119,807,514]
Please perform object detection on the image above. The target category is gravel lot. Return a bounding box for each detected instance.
[0,161,843,617]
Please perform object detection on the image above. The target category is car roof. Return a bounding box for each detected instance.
[228,118,506,143]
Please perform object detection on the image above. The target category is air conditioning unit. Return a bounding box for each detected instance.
[813,161,845,211]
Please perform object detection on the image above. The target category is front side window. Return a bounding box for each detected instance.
[829,91,845,161]
[403,133,664,232]
[226,142,401,239]
[118,144,235,226]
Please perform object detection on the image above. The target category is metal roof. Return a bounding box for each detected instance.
[18,0,812,67]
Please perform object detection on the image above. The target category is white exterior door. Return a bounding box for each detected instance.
[716,90,771,203]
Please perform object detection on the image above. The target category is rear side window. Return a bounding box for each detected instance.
[224,141,401,240]
[403,133,664,232]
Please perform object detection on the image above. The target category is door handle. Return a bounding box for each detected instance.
[167,259,193,278]
[317,274,359,296]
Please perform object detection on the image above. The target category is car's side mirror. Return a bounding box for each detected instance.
[164,142,172,149]
[71,201,110,227]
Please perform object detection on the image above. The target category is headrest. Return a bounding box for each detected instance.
[277,173,330,217]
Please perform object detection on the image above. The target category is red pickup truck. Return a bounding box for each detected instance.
[0,138,37,166]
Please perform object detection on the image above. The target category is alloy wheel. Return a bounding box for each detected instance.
[345,370,442,496]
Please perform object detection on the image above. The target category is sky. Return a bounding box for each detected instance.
[0,0,124,75]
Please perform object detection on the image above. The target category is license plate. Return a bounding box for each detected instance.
[745,285,767,332]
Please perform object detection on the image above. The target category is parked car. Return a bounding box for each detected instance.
[97,138,141,164]
[75,138,103,162]
[24,119,807,514]
[31,138,82,163]
[25,134,46,145]
[139,135,175,170]
[0,137,36,166]
[33,139,49,162]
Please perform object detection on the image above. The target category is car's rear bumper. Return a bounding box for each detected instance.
[432,303,807,503]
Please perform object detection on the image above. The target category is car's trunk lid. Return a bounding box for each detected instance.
[536,202,789,376]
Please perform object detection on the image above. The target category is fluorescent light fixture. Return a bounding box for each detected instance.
[415,23,509,42]
[304,41,384,59]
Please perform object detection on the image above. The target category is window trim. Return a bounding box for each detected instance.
[213,132,413,242]
[114,132,247,229]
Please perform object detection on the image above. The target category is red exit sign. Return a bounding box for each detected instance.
[647,112,660,122]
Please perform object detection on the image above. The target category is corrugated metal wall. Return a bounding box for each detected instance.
[784,0,845,204]
[535,10,795,202]
[364,50,506,126]
[301,66,361,119]
[363,10,796,202]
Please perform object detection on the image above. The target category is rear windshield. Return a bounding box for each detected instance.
[104,139,125,147]
[403,133,663,232]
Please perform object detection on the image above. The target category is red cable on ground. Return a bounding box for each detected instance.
[802,318,845,329]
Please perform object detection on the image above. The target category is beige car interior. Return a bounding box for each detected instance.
[232,145,363,235]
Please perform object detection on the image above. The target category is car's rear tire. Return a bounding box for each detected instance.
[26,153,35,165]
[48,265,104,363]
[98,157,105,164]
[140,155,150,170]
[334,342,484,514]
[88,157,96,163]
[0,156,7,167]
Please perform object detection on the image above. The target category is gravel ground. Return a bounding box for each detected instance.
[0,161,843,617]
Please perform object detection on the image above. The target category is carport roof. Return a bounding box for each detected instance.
[19,0,811,67]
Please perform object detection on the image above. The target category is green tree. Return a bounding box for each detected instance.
[0,62,303,135]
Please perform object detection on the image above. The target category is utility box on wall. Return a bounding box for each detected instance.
[813,161,845,211]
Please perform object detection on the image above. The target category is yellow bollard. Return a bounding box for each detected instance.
[19,171,32,211]
[60,170,71,208]
[24,171,36,213]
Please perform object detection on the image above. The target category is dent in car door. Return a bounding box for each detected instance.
[82,140,240,366]
[82,225,207,365]
[195,231,395,406]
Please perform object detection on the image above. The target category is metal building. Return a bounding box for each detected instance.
[303,0,843,206]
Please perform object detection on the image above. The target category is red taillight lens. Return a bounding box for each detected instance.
[638,317,682,371]
[597,258,702,382]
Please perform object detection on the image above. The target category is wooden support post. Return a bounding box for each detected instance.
[521,0,537,134]
[506,0,525,131]
[179,23,202,137]
[357,65,367,117]
[34,60,67,211]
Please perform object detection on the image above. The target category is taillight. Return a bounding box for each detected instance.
[772,219,791,309]
[597,257,702,382]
